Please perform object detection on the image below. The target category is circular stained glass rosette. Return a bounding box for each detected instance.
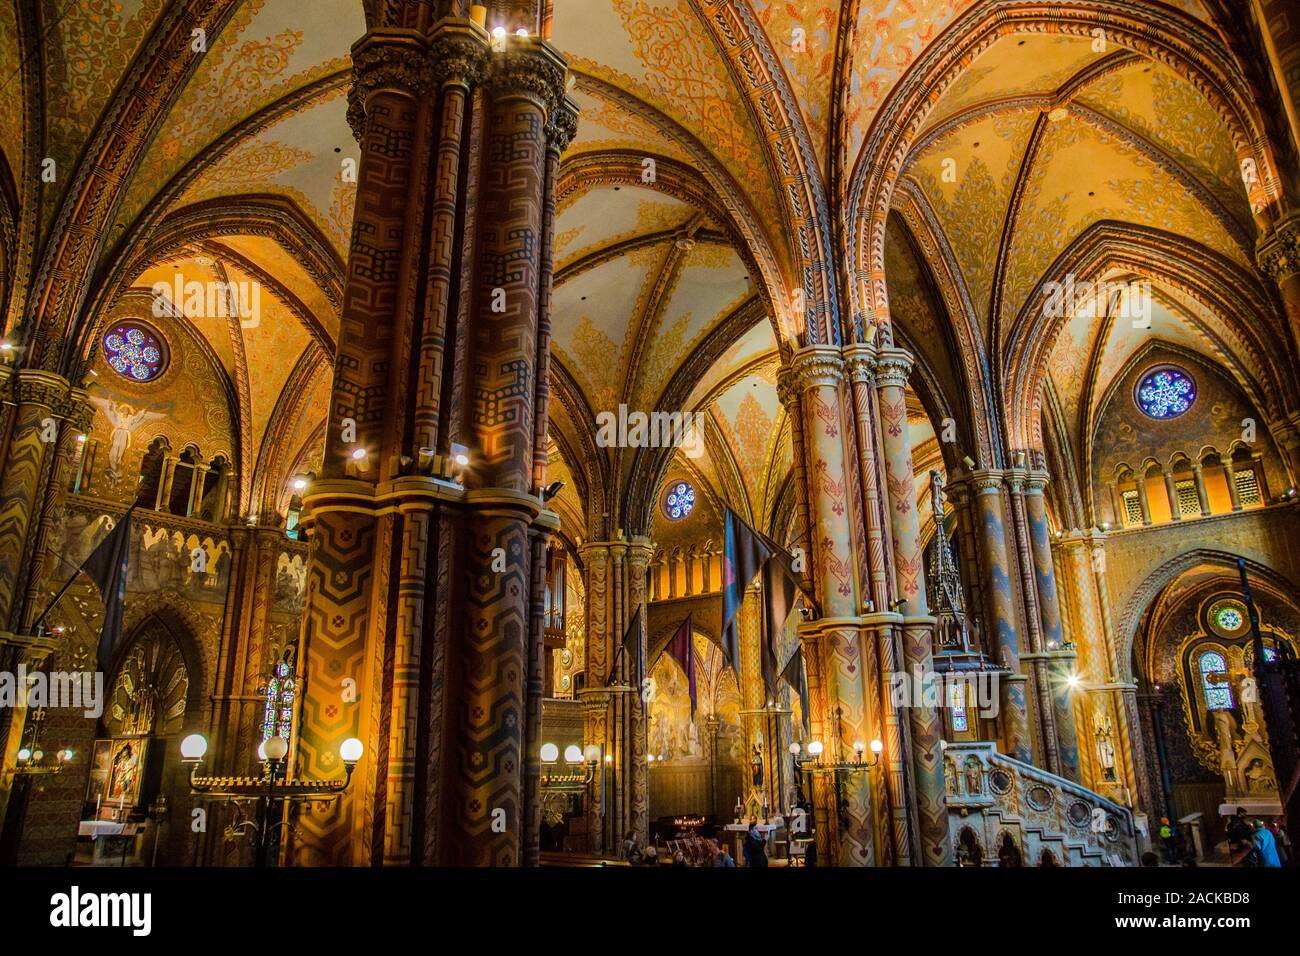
[664,481,695,520]
[102,323,166,382]
[1135,367,1195,419]
[1210,600,1246,636]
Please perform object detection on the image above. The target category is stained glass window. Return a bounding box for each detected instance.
[1214,604,1243,633]
[663,481,695,520]
[949,680,968,733]
[1199,651,1233,711]
[262,658,296,742]
[1135,367,1195,419]
[1263,645,1278,662]
[103,323,167,382]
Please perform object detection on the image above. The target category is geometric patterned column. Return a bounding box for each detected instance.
[1023,474,1080,780]
[968,469,1032,763]
[293,17,574,867]
[782,347,876,866]
[874,346,950,866]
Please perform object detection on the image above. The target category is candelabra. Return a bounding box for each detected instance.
[789,710,882,831]
[539,743,598,791]
[4,708,74,777]
[181,733,362,867]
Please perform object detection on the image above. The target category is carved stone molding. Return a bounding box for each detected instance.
[1257,211,1300,284]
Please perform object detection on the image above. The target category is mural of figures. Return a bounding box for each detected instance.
[90,396,166,481]
[272,552,309,616]
[646,633,744,820]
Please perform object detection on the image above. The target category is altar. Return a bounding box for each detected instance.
[723,821,780,864]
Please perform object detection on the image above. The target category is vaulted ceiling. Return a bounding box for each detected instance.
[0,0,1286,541]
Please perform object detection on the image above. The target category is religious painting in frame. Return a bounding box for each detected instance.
[84,739,114,817]
[105,737,148,809]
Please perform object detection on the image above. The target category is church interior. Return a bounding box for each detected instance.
[1,0,1299,875]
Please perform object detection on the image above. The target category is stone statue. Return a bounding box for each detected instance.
[1213,710,1239,793]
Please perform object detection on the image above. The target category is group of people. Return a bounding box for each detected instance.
[1226,808,1289,867]
[1149,808,1291,866]
[620,821,774,867]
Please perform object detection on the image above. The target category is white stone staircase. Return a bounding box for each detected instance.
[945,741,1138,866]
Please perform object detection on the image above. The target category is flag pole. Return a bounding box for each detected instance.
[31,505,137,633]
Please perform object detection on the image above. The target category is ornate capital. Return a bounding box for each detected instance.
[11,368,71,410]
[968,469,1004,494]
[428,22,489,87]
[1257,211,1300,284]
[485,40,569,117]
[347,31,437,139]
[785,345,844,391]
[546,94,580,152]
[1022,471,1050,495]
[775,368,800,409]
[842,343,877,384]
[873,346,914,389]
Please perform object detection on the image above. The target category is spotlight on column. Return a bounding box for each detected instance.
[962,455,977,470]
[1065,673,1083,690]
[863,599,874,613]
[891,599,907,613]
[541,480,565,503]
[451,443,470,468]
[351,447,366,461]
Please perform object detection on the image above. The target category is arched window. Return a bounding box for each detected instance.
[1199,651,1233,711]
[135,437,169,508]
[949,679,968,733]
[262,651,297,742]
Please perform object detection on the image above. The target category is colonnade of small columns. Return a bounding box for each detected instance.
[1109,447,1268,529]
[648,545,722,600]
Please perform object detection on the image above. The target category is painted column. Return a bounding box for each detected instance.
[844,347,909,866]
[1007,469,1058,773]
[0,370,87,829]
[1192,462,1211,516]
[969,469,1031,764]
[1023,474,1079,780]
[873,346,949,866]
[782,347,878,867]
[625,535,653,847]
[577,541,611,854]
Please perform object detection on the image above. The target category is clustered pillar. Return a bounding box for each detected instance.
[293,17,577,866]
